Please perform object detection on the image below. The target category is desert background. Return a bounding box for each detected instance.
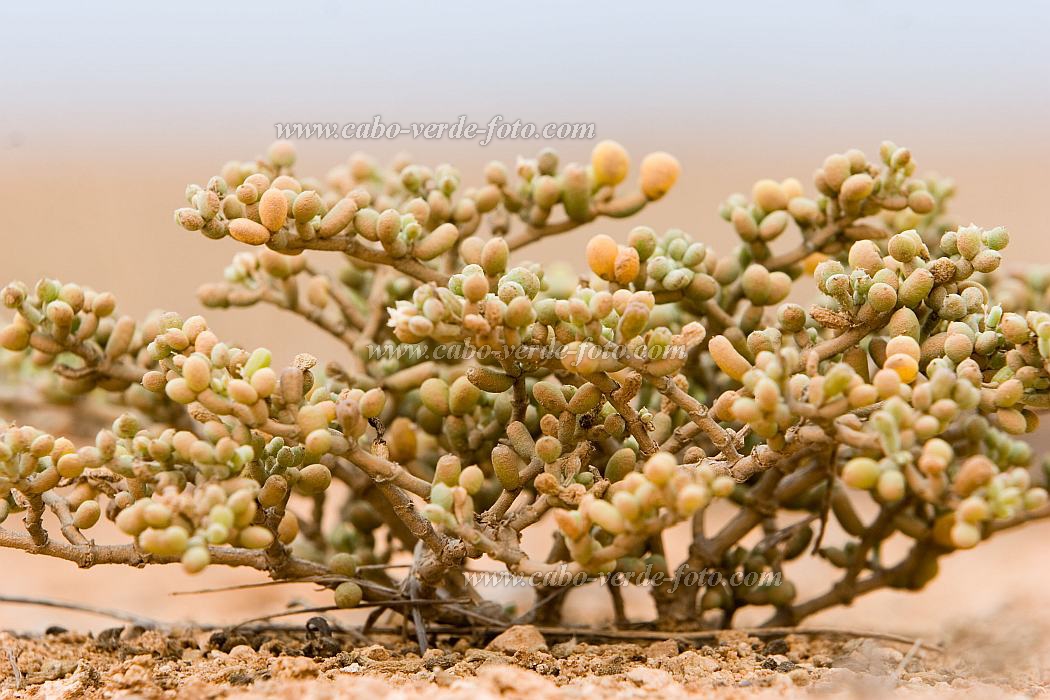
[0,0,1049,650]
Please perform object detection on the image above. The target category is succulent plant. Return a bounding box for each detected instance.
[2,137,1048,632]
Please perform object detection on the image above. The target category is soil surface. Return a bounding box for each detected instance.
[0,619,1046,699]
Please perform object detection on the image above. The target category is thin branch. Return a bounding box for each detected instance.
[503,219,580,251]
[230,598,469,629]
[355,622,942,653]
[304,261,368,330]
[343,445,433,498]
[6,649,22,690]
[0,526,327,577]
[0,595,159,628]
[42,492,88,546]
[802,314,890,375]
[345,239,450,286]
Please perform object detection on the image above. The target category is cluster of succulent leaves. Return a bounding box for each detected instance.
[2,136,1049,630]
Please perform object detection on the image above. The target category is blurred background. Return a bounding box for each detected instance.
[0,0,1048,636]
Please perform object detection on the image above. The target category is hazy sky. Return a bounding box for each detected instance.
[1,0,1047,150]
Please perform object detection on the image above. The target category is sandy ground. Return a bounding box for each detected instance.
[1,616,1047,699]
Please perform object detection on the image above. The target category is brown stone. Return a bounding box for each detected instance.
[486,625,548,654]
[646,639,679,659]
